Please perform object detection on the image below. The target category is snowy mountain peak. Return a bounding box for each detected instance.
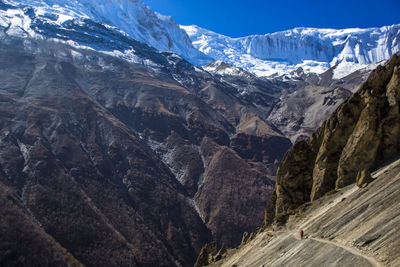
[3,0,211,65]
[2,0,399,79]
[182,24,400,78]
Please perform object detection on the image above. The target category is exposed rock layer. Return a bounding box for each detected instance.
[208,156,400,266]
[268,53,400,223]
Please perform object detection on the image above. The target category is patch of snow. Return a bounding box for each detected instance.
[187,197,205,223]
[332,61,381,79]
[17,140,30,163]
[194,66,203,73]
[0,15,10,27]
[146,138,186,183]
[70,49,84,60]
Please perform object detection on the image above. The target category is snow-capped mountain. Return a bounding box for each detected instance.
[203,60,253,78]
[182,24,400,78]
[2,0,400,79]
[1,0,210,64]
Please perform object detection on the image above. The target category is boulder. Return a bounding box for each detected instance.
[194,242,217,267]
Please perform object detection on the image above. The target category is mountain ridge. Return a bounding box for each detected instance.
[3,0,399,80]
[182,24,400,77]
[3,0,211,64]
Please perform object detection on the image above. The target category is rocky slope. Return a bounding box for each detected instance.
[267,85,352,143]
[0,185,82,266]
[0,37,215,266]
[204,60,368,143]
[204,156,400,266]
[267,64,375,143]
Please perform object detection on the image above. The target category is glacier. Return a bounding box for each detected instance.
[181,24,400,77]
[2,0,400,79]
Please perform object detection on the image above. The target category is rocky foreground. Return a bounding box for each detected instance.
[205,156,400,266]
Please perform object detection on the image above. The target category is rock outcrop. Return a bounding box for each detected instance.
[356,169,373,188]
[267,53,400,223]
[193,242,217,267]
[210,156,400,266]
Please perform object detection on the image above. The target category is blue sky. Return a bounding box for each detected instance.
[142,0,400,37]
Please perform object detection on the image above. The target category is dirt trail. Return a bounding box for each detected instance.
[310,236,381,267]
[222,184,382,266]
[217,158,400,267]
[289,231,381,267]
[286,183,382,267]
[289,184,382,267]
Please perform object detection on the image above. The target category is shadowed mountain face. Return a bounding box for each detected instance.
[0,34,292,266]
[0,38,212,266]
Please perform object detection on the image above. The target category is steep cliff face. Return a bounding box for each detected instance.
[183,24,400,76]
[268,53,400,222]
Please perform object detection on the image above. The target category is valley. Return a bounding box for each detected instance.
[0,0,399,266]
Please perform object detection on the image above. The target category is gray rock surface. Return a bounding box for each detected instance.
[209,156,400,266]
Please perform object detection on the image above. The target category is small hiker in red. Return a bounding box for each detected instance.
[300,229,304,240]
